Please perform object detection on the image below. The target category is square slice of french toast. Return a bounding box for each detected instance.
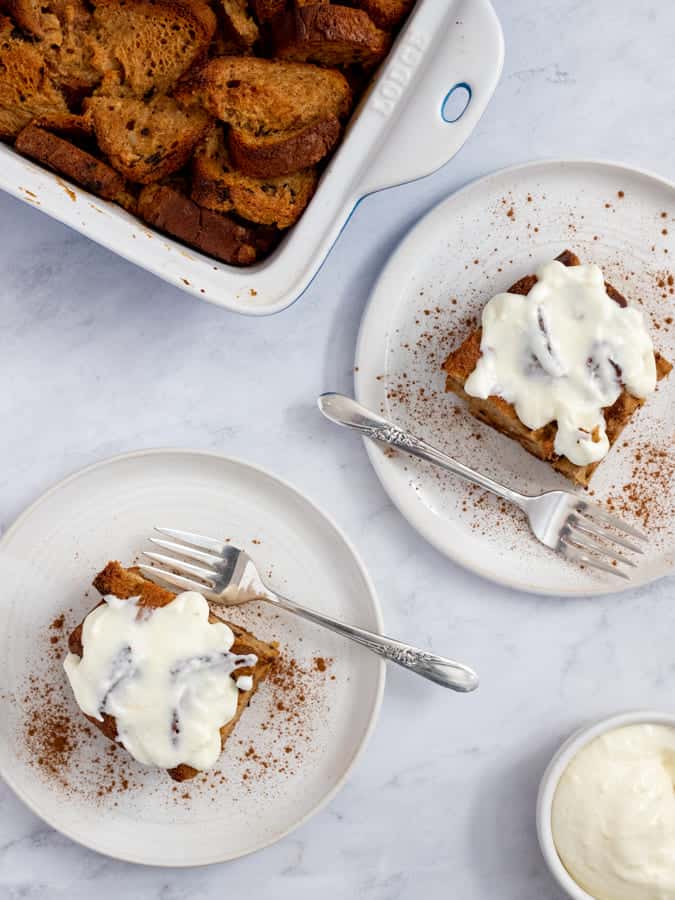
[442,250,672,486]
[68,561,279,782]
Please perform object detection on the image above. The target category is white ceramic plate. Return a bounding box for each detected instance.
[0,450,385,865]
[355,160,675,595]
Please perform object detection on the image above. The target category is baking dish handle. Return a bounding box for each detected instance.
[355,0,505,198]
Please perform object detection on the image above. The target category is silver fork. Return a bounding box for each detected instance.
[138,528,479,693]
[318,393,647,580]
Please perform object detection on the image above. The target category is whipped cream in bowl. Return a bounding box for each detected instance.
[537,711,675,900]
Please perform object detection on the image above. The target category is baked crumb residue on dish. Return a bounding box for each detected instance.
[0,0,415,266]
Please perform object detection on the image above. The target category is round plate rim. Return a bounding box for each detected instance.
[0,447,386,866]
[355,157,675,597]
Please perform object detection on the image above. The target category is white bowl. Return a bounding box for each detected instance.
[536,710,675,900]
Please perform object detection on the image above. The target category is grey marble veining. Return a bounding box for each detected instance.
[0,0,673,897]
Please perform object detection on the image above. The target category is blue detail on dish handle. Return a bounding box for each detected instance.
[441,83,473,123]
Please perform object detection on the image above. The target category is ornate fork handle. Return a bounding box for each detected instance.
[263,591,478,692]
[319,393,528,508]
[367,423,420,451]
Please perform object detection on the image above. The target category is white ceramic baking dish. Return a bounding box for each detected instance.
[0,0,503,315]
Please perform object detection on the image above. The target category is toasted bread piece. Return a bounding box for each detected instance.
[137,181,277,264]
[347,0,413,30]
[192,125,316,226]
[6,0,102,98]
[249,0,283,22]
[176,55,351,134]
[45,8,101,102]
[208,29,247,57]
[249,0,284,23]
[220,0,259,48]
[29,111,94,139]
[442,250,673,486]
[0,0,86,39]
[208,9,251,56]
[273,3,389,67]
[69,562,279,782]
[15,121,137,209]
[176,55,348,178]
[0,31,68,138]
[46,40,101,105]
[249,0,327,24]
[227,115,339,177]
[87,95,210,183]
[90,0,217,98]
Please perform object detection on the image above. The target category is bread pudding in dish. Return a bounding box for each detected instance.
[0,0,416,265]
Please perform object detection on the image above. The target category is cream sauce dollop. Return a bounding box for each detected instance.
[464,260,656,465]
[64,591,256,770]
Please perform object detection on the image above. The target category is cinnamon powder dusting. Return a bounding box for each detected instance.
[605,441,674,527]
[232,653,334,787]
[22,612,139,799]
[23,677,80,786]
[23,611,81,787]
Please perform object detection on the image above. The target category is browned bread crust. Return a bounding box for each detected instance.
[250,0,284,22]
[348,0,413,30]
[176,55,351,133]
[1,0,100,100]
[44,3,101,100]
[227,115,340,177]
[249,0,328,25]
[86,95,211,184]
[176,55,348,178]
[1,0,86,37]
[29,112,94,140]
[220,0,259,48]
[69,561,279,782]
[15,121,137,209]
[0,30,68,139]
[1,0,50,36]
[192,125,317,227]
[137,182,277,264]
[273,3,390,67]
[442,250,673,486]
[207,13,248,57]
[90,0,217,98]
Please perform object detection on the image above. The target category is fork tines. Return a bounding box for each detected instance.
[560,501,647,580]
[138,527,231,595]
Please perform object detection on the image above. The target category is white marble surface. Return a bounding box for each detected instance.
[1,0,674,896]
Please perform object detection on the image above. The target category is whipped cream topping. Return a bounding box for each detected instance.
[552,723,675,900]
[464,260,657,465]
[64,592,257,770]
